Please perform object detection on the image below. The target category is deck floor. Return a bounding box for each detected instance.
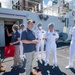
[0,44,75,75]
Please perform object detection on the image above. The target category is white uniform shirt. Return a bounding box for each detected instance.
[69,26,75,41]
[35,29,46,40]
[19,29,25,39]
[45,31,59,44]
[19,29,23,39]
[69,27,73,35]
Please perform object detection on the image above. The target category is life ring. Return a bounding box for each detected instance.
[72,11,75,16]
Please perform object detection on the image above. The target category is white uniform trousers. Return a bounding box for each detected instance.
[20,41,23,59]
[69,41,75,66]
[36,40,44,59]
[45,43,57,65]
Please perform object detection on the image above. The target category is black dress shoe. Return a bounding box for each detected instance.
[30,72,36,75]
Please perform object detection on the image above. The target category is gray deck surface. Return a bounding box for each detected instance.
[0,43,75,75]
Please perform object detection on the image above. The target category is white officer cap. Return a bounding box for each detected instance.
[37,23,42,27]
[48,22,54,28]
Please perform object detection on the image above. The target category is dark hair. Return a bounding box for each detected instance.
[20,24,24,28]
[12,24,19,31]
[33,21,35,23]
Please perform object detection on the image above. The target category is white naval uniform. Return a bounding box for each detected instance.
[19,29,24,59]
[35,29,46,59]
[45,31,59,65]
[68,26,75,67]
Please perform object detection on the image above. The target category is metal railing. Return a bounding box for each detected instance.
[0,0,43,13]
[0,0,74,16]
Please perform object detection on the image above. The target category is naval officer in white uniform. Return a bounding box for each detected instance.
[19,24,25,59]
[65,26,75,68]
[35,23,46,60]
[44,23,59,67]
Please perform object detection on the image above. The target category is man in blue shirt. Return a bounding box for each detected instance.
[21,20,38,75]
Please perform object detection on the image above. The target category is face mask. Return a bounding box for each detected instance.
[39,26,42,29]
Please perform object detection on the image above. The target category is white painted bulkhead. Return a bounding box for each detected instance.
[0,8,71,47]
[0,8,65,32]
[0,20,5,47]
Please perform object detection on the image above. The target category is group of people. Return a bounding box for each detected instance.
[1,19,75,75]
[35,23,59,67]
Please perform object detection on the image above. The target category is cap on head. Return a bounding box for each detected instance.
[48,23,54,28]
[20,24,24,27]
[27,19,35,24]
[37,23,42,27]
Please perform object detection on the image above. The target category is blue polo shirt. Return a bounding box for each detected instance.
[11,31,20,45]
[21,28,36,53]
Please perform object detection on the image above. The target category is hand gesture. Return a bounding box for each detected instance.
[10,43,13,45]
[32,40,38,44]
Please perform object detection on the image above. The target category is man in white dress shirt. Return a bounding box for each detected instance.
[35,23,46,60]
[44,23,59,67]
[65,26,75,69]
